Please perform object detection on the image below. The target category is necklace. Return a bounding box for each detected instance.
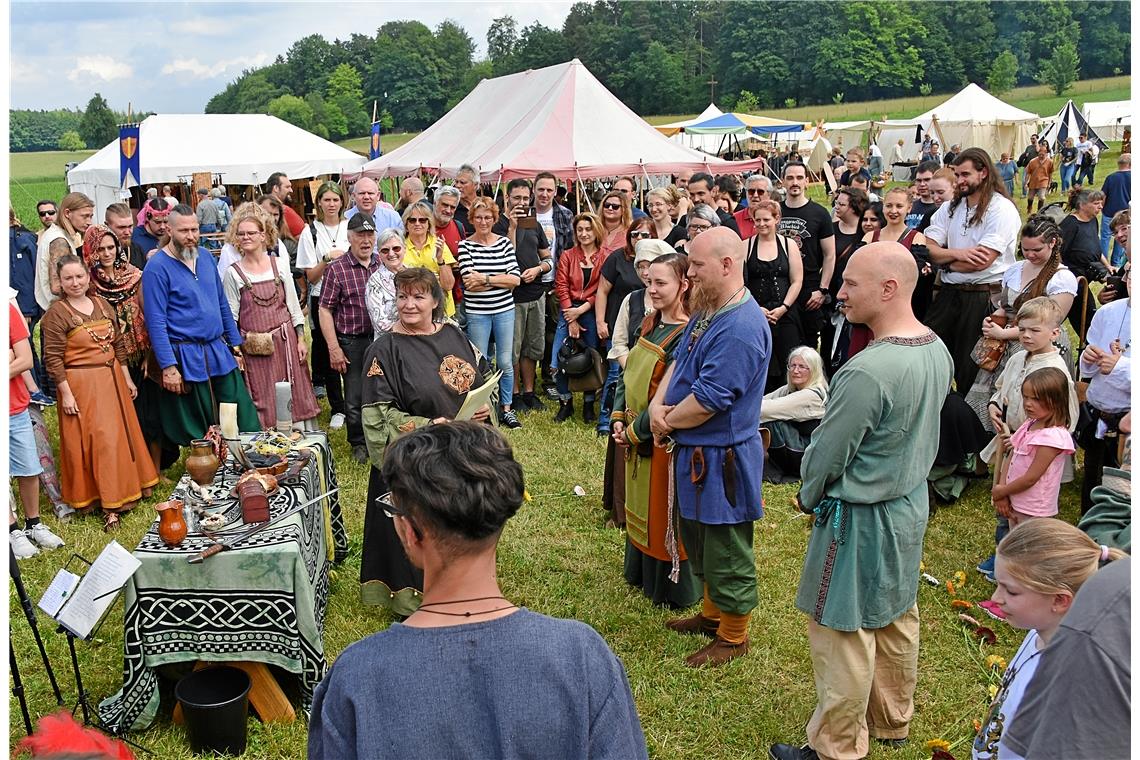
[67,300,115,353]
[688,285,746,350]
[1111,301,1131,354]
[416,595,517,618]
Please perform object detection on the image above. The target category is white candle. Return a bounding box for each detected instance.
[275,382,293,433]
[219,403,238,439]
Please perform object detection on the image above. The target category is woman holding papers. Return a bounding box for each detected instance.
[358,267,493,614]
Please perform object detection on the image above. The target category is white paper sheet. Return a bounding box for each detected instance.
[454,371,502,421]
[54,541,141,640]
[38,569,80,617]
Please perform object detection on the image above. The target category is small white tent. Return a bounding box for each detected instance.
[873,83,1040,162]
[1082,101,1131,141]
[1040,100,1107,151]
[67,114,368,217]
[655,103,726,155]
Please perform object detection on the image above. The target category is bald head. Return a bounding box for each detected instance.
[402,177,424,194]
[863,241,918,295]
[687,227,746,305]
[839,242,918,327]
[690,226,745,264]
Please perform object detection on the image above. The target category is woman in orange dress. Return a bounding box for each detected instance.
[41,255,158,530]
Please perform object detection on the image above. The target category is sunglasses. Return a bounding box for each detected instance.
[379,245,404,254]
[602,202,622,210]
[38,210,56,217]
[746,188,767,195]
[630,231,652,239]
[407,217,429,224]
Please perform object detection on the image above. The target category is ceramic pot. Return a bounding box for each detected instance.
[186,439,220,486]
[156,499,187,547]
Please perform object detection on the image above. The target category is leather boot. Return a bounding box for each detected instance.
[555,399,574,422]
[684,636,750,668]
[664,613,718,638]
[582,400,596,424]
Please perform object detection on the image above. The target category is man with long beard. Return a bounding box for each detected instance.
[142,205,260,449]
[650,227,770,667]
[924,148,1021,394]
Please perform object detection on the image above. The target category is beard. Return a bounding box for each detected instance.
[176,244,198,262]
[688,279,721,315]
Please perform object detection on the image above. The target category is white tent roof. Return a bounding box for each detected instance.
[356,59,764,181]
[68,114,367,216]
[1082,100,1131,136]
[914,82,1039,124]
[1041,100,1107,151]
[655,103,725,132]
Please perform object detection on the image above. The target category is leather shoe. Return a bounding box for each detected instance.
[768,744,819,760]
[664,613,718,638]
[684,636,749,667]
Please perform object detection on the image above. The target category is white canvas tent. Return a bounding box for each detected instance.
[873,83,1040,162]
[655,103,726,155]
[355,59,765,182]
[68,114,368,217]
[1082,101,1131,140]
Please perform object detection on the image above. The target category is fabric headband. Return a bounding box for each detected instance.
[145,205,170,221]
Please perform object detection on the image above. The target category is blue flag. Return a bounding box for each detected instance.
[119,124,141,187]
[370,121,382,160]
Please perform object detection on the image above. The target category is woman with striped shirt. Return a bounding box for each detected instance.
[457,198,523,428]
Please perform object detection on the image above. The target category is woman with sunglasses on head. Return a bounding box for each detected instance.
[221,204,320,431]
[358,268,493,615]
[402,200,458,318]
[365,228,407,338]
[598,190,632,256]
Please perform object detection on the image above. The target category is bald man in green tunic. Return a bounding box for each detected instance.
[770,243,953,760]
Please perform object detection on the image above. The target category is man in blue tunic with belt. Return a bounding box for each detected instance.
[142,204,259,449]
[651,226,770,667]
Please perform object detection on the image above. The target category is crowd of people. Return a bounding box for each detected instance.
[8,139,1131,759]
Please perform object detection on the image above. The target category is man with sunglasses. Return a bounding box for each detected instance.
[613,176,648,219]
[735,175,773,238]
[34,201,56,242]
[131,198,170,259]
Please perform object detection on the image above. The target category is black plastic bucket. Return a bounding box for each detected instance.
[175,666,252,755]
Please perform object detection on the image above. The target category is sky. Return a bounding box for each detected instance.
[9,1,576,113]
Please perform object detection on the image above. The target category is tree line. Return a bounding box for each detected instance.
[11,94,152,152]
[10,1,1130,151]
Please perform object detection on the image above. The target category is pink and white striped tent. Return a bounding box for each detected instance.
[354,59,766,183]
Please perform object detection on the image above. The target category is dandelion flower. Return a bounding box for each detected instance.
[925,739,951,751]
[954,570,967,588]
[985,654,1007,671]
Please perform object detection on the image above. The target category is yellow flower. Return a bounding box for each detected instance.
[946,580,956,595]
[988,683,999,699]
[985,654,1008,671]
[925,739,951,751]
[973,719,982,732]
[954,570,968,588]
[920,561,926,573]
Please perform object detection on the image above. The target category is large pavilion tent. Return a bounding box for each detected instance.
[1082,100,1131,141]
[1040,99,1108,151]
[668,111,812,158]
[654,103,727,155]
[873,83,1040,162]
[355,59,766,183]
[68,114,367,218]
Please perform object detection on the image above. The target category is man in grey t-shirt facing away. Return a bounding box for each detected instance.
[308,422,648,760]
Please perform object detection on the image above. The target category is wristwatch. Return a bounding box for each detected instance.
[818,287,830,295]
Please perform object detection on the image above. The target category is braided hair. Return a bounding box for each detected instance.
[1014,215,1063,311]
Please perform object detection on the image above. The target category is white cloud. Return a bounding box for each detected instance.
[168,18,217,36]
[162,53,271,79]
[67,55,133,82]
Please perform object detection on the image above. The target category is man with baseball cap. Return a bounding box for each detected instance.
[319,213,382,464]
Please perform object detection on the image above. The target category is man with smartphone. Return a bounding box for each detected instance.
[534,173,575,396]
[494,179,552,412]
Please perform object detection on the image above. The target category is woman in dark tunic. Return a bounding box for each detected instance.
[743,200,803,391]
[359,268,492,615]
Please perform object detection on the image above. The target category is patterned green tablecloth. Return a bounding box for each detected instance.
[98,432,346,732]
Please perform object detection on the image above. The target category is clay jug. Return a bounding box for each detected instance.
[156,500,187,547]
[186,439,220,486]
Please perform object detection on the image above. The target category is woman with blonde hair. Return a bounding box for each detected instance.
[598,190,631,255]
[402,199,457,316]
[218,200,284,272]
[759,345,828,483]
[221,205,319,430]
[645,186,684,241]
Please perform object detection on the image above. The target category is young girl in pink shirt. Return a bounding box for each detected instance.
[992,367,1075,527]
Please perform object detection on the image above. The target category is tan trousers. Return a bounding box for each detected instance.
[805,605,920,760]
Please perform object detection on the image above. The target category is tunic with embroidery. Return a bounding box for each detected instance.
[663,297,771,525]
[795,333,952,631]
